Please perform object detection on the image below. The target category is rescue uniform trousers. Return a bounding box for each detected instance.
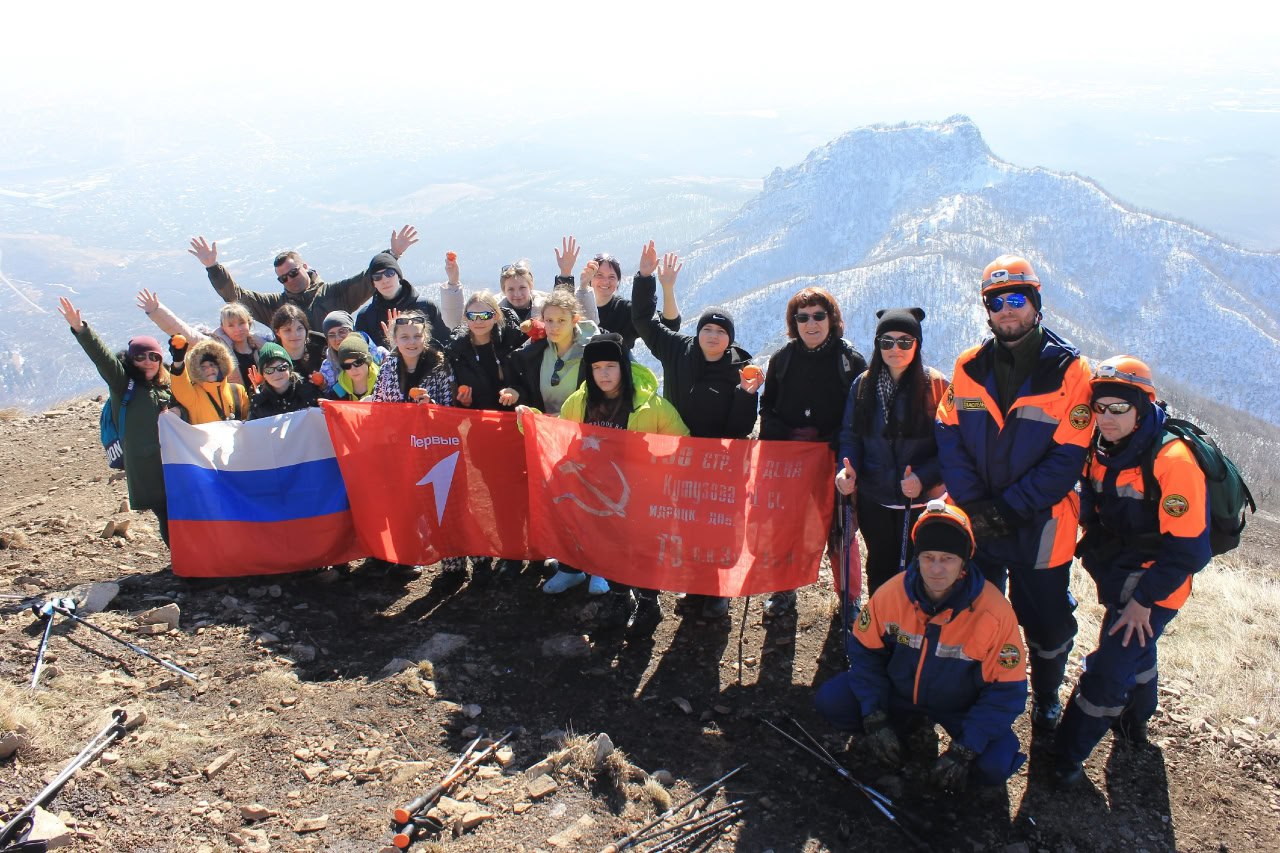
[1055,602,1177,765]
[975,557,1077,702]
[814,672,1026,784]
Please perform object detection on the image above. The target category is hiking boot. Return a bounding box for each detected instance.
[627,595,663,636]
[1052,760,1085,788]
[469,557,494,588]
[543,569,586,594]
[1032,695,1063,732]
[1111,715,1149,746]
[764,589,797,618]
[495,559,523,581]
[587,575,611,596]
[598,591,632,631]
[700,596,730,619]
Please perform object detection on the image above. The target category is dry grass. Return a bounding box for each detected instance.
[643,776,673,813]
[1069,548,1280,736]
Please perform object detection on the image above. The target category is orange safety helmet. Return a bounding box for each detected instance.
[980,254,1040,296]
[911,500,976,559]
[1091,355,1157,402]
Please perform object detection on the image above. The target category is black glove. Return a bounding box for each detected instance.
[965,499,1016,540]
[168,336,188,364]
[930,743,977,791]
[861,711,902,766]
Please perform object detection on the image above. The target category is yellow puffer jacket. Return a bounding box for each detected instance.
[559,363,689,436]
[171,338,250,424]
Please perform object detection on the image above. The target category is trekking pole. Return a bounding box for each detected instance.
[391,731,514,848]
[0,710,127,850]
[28,598,72,690]
[598,764,745,853]
[629,800,746,848]
[839,494,856,665]
[644,804,746,853]
[46,601,198,682]
[736,596,750,686]
[760,718,928,850]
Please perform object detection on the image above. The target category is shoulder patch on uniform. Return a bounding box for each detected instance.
[1162,494,1189,517]
[942,385,955,412]
[1069,404,1092,430]
[961,398,986,410]
[997,643,1021,669]
[856,607,872,632]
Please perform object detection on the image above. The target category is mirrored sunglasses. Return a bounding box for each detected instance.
[984,291,1028,313]
[465,310,496,322]
[1091,401,1133,415]
[131,352,162,363]
[261,362,290,375]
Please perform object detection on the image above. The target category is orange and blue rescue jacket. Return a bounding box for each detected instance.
[936,327,1093,569]
[849,563,1028,755]
[1078,406,1211,611]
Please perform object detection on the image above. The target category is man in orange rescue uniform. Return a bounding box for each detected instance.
[815,501,1028,791]
[1052,356,1211,786]
[936,254,1093,732]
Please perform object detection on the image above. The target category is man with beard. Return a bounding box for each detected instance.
[936,254,1094,734]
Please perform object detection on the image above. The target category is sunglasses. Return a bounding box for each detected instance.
[341,357,368,371]
[131,352,162,363]
[276,267,303,285]
[549,356,565,387]
[326,327,352,340]
[393,316,426,326]
[794,310,828,324]
[1091,401,1133,415]
[877,336,916,351]
[984,292,1028,313]
[465,310,496,322]
[370,269,398,281]
[261,362,290,375]
[501,261,531,276]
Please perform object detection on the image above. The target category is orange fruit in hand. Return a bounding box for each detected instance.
[446,251,457,262]
[408,387,428,401]
[171,334,187,349]
[740,365,763,381]
[458,385,471,395]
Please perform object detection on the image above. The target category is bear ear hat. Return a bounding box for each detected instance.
[874,307,926,322]
[909,307,926,322]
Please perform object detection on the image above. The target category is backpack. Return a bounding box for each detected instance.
[99,380,136,470]
[770,338,866,388]
[1141,415,1256,556]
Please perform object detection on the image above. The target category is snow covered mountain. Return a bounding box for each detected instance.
[669,115,1280,427]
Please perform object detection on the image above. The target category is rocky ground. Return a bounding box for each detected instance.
[1,399,1278,853]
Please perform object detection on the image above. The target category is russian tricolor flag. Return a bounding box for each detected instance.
[159,408,365,577]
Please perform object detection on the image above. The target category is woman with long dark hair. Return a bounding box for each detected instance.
[835,308,950,595]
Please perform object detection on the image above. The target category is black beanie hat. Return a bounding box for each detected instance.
[583,332,628,366]
[368,252,403,280]
[875,307,925,341]
[697,308,735,344]
[1091,381,1150,417]
[913,515,973,560]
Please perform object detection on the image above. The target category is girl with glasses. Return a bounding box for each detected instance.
[58,297,175,546]
[247,343,322,419]
[835,308,950,596]
[331,334,379,401]
[758,287,867,617]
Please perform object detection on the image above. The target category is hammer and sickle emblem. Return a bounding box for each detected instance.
[553,459,631,517]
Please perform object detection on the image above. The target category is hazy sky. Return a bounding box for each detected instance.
[5,0,1278,245]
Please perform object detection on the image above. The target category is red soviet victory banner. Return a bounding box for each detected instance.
[323,402,543,565]
[522,411,835,595]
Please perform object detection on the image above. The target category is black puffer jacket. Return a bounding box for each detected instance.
[248,374,323,420]
[630,274,757,439]
[445,307,525,411]
[353,281,450,349]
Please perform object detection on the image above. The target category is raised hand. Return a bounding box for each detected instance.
[188,236,218,268]
[381,308,402,345]
[247,365,263,388]
[638,241,659,277]
[657,252,682,289]
[135,288,161,315]
[900,465,921,499]
[835,456,857,495]
[555,236,580,277]
[580,257,600,284]
[57,297,85,333]
[445,251,460,285]
[390,225,419,257]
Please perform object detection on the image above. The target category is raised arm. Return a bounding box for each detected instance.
[439,250,464,329]
[59,296,126,393]
[136,288,202,341]
[189,235,281,325]
[630,246,688,363]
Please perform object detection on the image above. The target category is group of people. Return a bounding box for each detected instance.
[59,231,1213,795]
